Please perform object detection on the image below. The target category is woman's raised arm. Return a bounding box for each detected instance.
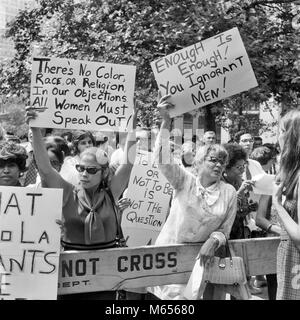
[152,94,186,190]
[110,101,138,201]
[25,107,67,190]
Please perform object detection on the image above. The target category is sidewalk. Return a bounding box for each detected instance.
[250,286,268,300]
[225,285,268,300]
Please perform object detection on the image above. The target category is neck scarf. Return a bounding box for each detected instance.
[195,178,220,206]
[76,184,118,244]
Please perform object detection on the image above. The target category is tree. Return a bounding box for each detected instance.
[0,97,28,137]
[1,0,299,135]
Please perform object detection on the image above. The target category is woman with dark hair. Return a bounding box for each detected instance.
[273,108,300,300]
[72,131,96,156]
[222,143,263,296]
[222,143,256,239]
[60,130,96,185]
[0,141,27,186]
[26,106,137,300]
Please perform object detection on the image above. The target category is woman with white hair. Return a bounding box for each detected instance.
[148,95,237,300]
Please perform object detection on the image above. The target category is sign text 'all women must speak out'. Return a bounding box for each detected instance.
[30,57,136,132]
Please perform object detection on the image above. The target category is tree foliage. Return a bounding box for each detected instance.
[0,0,299,134]
[0,97,28,137]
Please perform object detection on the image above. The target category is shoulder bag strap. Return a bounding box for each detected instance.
[105,187,124,241]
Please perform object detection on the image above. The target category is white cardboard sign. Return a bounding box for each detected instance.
[0,187,63,300]
[30,56,136,131]
[151,27,258,117]
[121,150,173,246]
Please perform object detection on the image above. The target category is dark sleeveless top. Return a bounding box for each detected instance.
[61,182,121,251]
[281,197,298,240]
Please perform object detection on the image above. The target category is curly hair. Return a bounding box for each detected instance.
[194,144,228,169]
[222,143,247,169]
[250,146,273,166]
[72,131,95,155]
[0,141,28,171]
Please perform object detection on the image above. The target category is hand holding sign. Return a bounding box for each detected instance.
[151,27,258,117]
[237,180,255,195]
[25,106,39,125]
[30,57,136,131]
[157,94,175,121]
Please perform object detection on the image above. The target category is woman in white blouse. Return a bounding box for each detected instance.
[149,95,237,300]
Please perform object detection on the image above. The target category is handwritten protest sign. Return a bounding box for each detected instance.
[0,187,62,300]
[151,27,258,117]
[30,56,136,131]
[252,173,275,196]
[121,150,173,247]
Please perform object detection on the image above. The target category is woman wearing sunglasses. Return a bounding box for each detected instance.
[25,105,137,300]
[60,130,96,186]
[148,95,237,300]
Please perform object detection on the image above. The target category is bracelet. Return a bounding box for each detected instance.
[266,223,274,233]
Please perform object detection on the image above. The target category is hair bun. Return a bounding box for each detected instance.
[96,149,109,166]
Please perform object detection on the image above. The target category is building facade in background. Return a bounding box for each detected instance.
[0,0,36,61]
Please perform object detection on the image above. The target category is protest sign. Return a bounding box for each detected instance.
[121,150,173,247]
[30,56,136,131]
[252,173,275,196]
[57,237,280,295]
[151,27,258,117]
[0,187,63,300]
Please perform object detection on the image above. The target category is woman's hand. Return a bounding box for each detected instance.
[272,182,283,209]
[117,198,131,213]
[269,224,282,235]
[157,94,175,121]
[25,106,38,125]
[198,237,219,268]
[237,180,255,195]
[56,219,65,237]
[248,200,258,212]
[132,98,140,130]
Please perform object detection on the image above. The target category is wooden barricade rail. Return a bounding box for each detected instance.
[57,237,280,295]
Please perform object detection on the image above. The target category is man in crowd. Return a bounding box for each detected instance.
[203,131,216,145]
[253,136,263,150]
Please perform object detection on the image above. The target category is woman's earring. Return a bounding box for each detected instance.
[19,172,24,177]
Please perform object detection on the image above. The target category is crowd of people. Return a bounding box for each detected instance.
[0,95,299,301]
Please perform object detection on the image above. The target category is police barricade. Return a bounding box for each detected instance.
[57,237,280,295]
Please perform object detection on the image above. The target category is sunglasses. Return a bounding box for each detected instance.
[75,164,106,175]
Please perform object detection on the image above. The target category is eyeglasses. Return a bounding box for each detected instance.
[233,163,247,171]
[75,164,105,175]
[240,138,253,143]
[207,156,226,166]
